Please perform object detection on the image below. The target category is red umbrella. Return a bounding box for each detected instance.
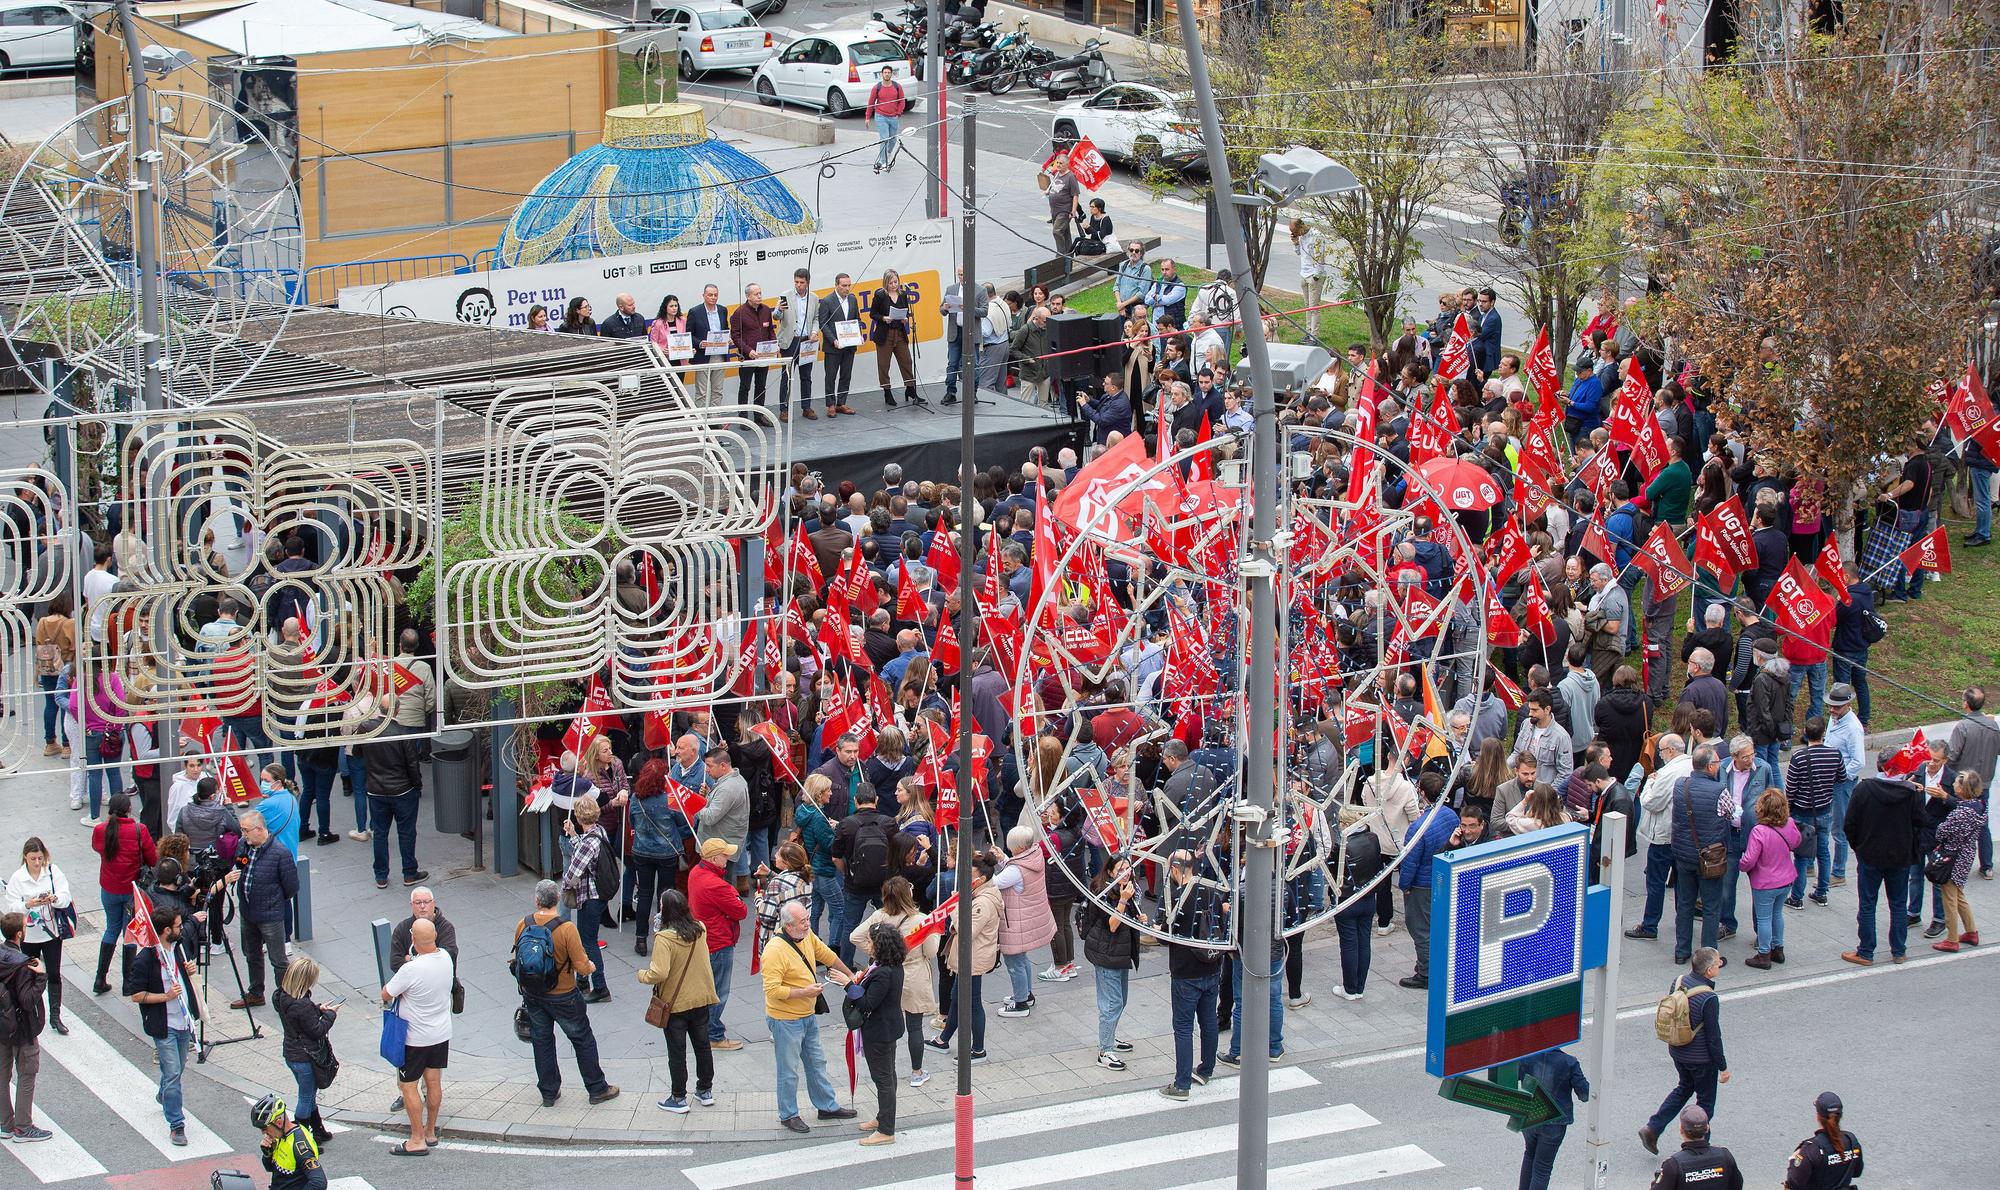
[1415,458,1504,511]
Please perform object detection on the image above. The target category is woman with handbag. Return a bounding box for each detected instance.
[847,921,907,1146]
[32,591,75,758]
[849,877,938,1090]
[1738,789,1801,969]
[273,955,338,1144]
[1930,774,1984,952]
[71,648,127,826]
[4,837,74,1034]
[636,890,719,1113]
[89,792,154,994]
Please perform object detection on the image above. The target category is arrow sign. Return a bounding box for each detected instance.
[1437,1074,1563,1132]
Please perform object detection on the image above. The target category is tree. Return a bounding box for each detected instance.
[1635,1,1996,523]
[1264,3,1459,349]
[1460,29,1643,384]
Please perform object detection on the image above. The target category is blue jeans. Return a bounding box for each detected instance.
[1170,972,1220,1091]
[39,674,61,745]
[1520,1122,1567,1190]
[1094,966,1128,1053]
[810,872,840,941]
[1787,662,1827,721]
[522,990,610,1098]
[873,114,899,168]
[1639,843,1676,931]
[1790,810,1833,899]
[1971,466,1994,541]
[1646,1060,1719,1136]
[1334,907,1372,994]
[1905,863,1944,922]
[1751,885,1788,955]
[575,899,608,993]
[1672,867,1723,958]
[1829,779,1856,877]
[768,1014,841,1122]
[154,1028,191,1130]
[1979,791,1994,876]
[939,972,984,1051]
[1226,952,1284,1058]
[708,944,734,1041]
[1755,742,1785,785]
[1829,654,1871,726]
[369,791,421,883]
[1854,861,1910,960]
[101,889,133,945]
[838,886,877,967]
[286,1058,318,1121]
[1718,830,1747,934]
[87,733,124,818]
[339,751,369,830]
[1002,952,1033,1004]
[299,763,335,838]
[944,330,963,399]
[222,714,272,770]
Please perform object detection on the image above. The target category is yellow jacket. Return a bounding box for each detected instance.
[636,927,720,1014]
[761,929,840,1020]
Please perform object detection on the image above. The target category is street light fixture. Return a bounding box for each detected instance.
[1253,146,1361,206]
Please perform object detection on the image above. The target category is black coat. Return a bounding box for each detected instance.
[852,962,906,1045]
[1081,896,1140,971]
[1593,687,1651,779]
[1842,778,1926,869]
[274,988,335,1064]
[1747,668,1790,746]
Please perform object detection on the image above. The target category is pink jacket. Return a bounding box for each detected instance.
[1739,820,1801,890]
[995,847,1056,955]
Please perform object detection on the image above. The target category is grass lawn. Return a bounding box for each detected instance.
[1860,508,2000,730]
[1065,265,1374,355]
[617,53,679,107]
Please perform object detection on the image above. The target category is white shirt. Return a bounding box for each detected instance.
[3,863,72,944]
[167,770,207,833]
[383,948,455,1047]
[1191,329,1224,368]
[1296,230,1326,280]
[83,566,117,642]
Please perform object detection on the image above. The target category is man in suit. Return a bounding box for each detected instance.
[776,268,821,421]
[1471,285,1502,381]
[816,273,862,416]
[684,284,730,405]
[940,265,967,407]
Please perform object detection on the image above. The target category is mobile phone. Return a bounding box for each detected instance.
[323,994,347,1008]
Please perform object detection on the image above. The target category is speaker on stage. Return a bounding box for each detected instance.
[1235,341,1332,393]
[1049,311,1098,384]
[1090,312,1124,383]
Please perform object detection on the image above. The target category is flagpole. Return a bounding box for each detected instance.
[952,98,980,1190]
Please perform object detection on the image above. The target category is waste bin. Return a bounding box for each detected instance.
[431,729,479,835]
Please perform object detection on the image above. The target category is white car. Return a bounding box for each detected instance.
[752,29,913,118]
[1050,83,1203,172]
[0,0,79,71]
[648,0,776,80]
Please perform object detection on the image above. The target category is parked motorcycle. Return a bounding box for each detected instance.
[1497,164,1573,247]
[985,31,1057,95]
[1034,39,1113,100]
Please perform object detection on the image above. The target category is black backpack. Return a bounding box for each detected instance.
[847,815,894,890]
[0,960,46,1043]
[591,839,620,917]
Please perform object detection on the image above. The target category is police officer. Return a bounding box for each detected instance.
[1649,1105,1742,1190]
[1785,1092,1864,1189]
[252,1092,328,1190]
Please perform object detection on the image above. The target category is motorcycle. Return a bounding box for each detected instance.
[984,30,1057,95]
[1033,39,1113,100]
[1497,164,1573,247]
[869,7,928,76]
[944,17,997,51]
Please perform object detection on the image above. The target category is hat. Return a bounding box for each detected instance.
[1815,1091,1843,1114]
[1826,683,1855,708]
[1679,1105,1710,1132]
[699,838,739,862]
[1753,638,1779,659]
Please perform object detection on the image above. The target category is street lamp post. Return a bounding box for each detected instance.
[1172,6,1358,1186]
[952,96,979,1188]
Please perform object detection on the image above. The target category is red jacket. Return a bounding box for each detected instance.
[864,79,906,120]
[1780,612,1831,667]
[92,817,157,894]
[687,859,746,953]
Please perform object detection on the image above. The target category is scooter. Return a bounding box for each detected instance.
[1034,39,1113,100]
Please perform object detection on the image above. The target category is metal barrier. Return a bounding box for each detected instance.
[303,253,473,302]
[164,267,306,305]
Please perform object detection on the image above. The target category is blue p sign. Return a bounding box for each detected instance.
[1441,825,1587,1016]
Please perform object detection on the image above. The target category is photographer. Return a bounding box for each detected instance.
[173,776,238,853]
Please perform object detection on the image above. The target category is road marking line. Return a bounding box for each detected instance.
[979,120,1009,131]
[683,1067,1321,1190]
[868,1105,1377,1190]
[39,1016,230,1159]
[1162,196,1203,212]
[1423,205,1486,226]
[0,1115,109,1184]
[327,1179,379,1190]
[370,1136,692,1158]
[1163,1143,1446,1190]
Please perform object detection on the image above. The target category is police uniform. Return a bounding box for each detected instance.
[1785,1128,1864,1188]
[1650,1140,1743,1190]
[262,1121,328,1190]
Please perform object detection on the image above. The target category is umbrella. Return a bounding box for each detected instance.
[1415,458,1504,511]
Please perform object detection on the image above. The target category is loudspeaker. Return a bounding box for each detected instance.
[1090,312,1124,384]
[1234,341,1332,393]
[1049,311,1098,383]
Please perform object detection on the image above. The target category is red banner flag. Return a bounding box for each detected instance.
[1695,495,1756,583]
[1492,668,1527,713]
[663,778,708,821]
[1813,538,1853,605]
[1897,526,1952,576]
[1067,136,1112,189]
[1436,312,1473,382]
[1482,578,1523,649]
[1880,729,1929,779]
[1632,523,1694,599]
[1576,445,1620,500]
[1766,557,1835,635]
[904,893,960,948]
[218,728,261,804]
[1944,363,1996,444]
[894,560,928,623]
[925,528,960,594]
[1053,432,1162,542]
[561,676,615,758]
[1521,569,1558,646]
[750,720,800,784]
[932,614,960,675]
[1525,324,1560,410]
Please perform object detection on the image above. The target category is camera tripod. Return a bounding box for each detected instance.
[194,885,264,1062]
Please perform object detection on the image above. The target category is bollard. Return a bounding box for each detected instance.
[371,918,393,987]
[294,854,313,941]
[492,698,519,878]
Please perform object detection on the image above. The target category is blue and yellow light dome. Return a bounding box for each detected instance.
[495,102,815,267]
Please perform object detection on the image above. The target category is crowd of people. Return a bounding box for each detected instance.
[2,269,1992,1190]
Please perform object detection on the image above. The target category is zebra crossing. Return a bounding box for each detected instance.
[679,1065,1452,1190]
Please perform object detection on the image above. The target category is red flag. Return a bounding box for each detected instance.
[894,560,928,623]
[638,550,662,609]
[1053,433,1163,541]
[1482,578,1523,648]
[1525,324,1560,409]
[1632,523,1694,599]
[1340,699,1379,750]
[390,662,422,697]
[1607,360,1665,479]
[1576,445,1620,500]
[1436,312,1472,381]
[663,778,708,820]
[1518,419,1562,486]
[125,883,161,950]
[1813,538,1853,605]
[843,547,880,619]
[750,720,800,783]
[925,528,960,594]
[1880,729,1930,779]
[1077,785,1124,849]
[1897,526,1952,576]
[1351,363,1380,444]
[932,615,961,675]
[1579,509,1612,566]
[218,728,260,804]
[1492,668,1526,713]
[1766,557,1835,634]
[1521,569,1558,645]
[1695,496,1756,583]
[750,913,762,975]
[1486,516,1531,582]
[560,677,614,758]
[1943,363,1995,444]
[903,893,960,948]
[1066,136,1112,189]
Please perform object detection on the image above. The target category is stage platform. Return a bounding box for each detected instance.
[788,379,1079,491]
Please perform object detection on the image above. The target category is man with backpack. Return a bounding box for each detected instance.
[1640,948,1728,1156]
[831,786,897,967]
[510,880,620,1109]
[0,911,51,1142]
[559,798,616,1002]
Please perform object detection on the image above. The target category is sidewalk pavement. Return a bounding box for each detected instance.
[20,716,1986,1146]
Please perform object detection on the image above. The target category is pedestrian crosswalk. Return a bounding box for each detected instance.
[679,1065,1452,1190]
[40,1014,231,1158]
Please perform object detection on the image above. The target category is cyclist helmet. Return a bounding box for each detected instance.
[250,1092,288,1131]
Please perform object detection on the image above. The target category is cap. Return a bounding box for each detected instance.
[1679,1105,1710,1132]
[1826,683,1855,707]
[1815,1091,1843,1114]
[1754,637,1779,659]
[699,838,739,861]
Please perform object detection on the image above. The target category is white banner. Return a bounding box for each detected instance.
[336,221,960,380]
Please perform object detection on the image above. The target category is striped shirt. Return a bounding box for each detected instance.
[1785,744,1845,816]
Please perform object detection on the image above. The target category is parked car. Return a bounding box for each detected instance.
[1049,82,1203,172]
[0,0,80,71]
[752,29,913,118]
[647,0,777,80]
